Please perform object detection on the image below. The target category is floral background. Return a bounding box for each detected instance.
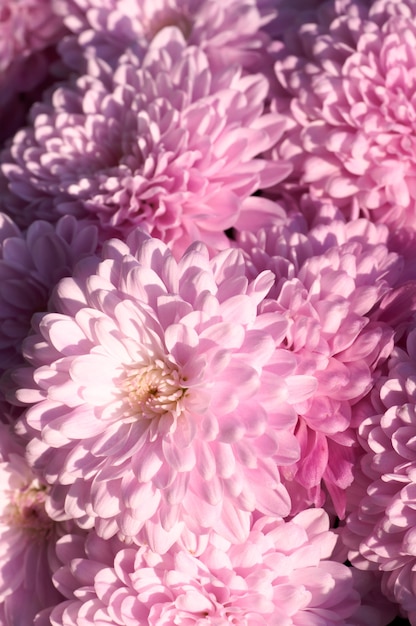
[0,0,416,624]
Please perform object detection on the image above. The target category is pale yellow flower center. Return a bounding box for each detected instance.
[123,361,186,420]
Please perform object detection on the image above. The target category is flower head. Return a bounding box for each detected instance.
[1,30,289,256]
[13,230,319,553]
[344,320,416,622]
[54,0,276,73]
[48,509,360,626]
[236,207,403,517]
[272,0,416,235]
[0,423,65,625]
[0,0,65,144]
[0,213,97,373]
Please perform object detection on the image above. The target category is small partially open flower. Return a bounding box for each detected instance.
[0,425,65,625]
[0,0,65,144]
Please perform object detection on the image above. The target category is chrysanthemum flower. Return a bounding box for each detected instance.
[344,321,416,624]
[0,423,65,625]
[48,508,360,626]
[53,0,276,73]
[0,213,97,373]
[0,0,65,144]
[13,231,318,553]
[1,29,289,256]
[272,0,416,234]
[264,0,329,41]
[236,207,403,517]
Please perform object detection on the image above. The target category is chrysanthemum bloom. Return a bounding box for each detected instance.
[271,0,416,234]
[53,0,276,74]
[13,231,318,553]
[0,0,65,144]
[0,213,97,374]
[236,208,403,517]
[344,321,416,624]
[0,423,65,625]
[0,29,290,256]
[47,508,360,626]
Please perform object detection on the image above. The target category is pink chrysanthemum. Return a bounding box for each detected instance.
[47,508,360,626]
[0,213,97,373]
[1,29,289,256]
[13,231,318,553]
[0,423,65,625]
[0,0,65,144]
[344,321,416,624]
[236,207,403,517]
[272,0,416,234]
[53,0,276,74]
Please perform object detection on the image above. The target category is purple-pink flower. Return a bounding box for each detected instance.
[0,0,65,144]
[48,508,360,626]
[0,422,65,625]
[13,231,318,553]
[0,213,97,373]
[344,321,416,624]
[1,29,289,256]
[236,206,403,517]
[53,0,276,73]
[272,0,416,235]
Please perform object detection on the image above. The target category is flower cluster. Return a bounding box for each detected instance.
[0,1,415,625]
